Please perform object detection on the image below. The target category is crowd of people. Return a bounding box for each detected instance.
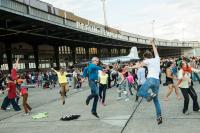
[1,39,200,125]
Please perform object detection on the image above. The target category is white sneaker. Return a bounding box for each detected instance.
[184,110,190,115]
[123,91,128,95]
[6,107,11,110]
[125,98,129,102]
[23,113,29,116]
[117,90,122,93]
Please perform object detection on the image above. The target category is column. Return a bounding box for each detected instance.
[117,48,120,56]
[126,48,130,55]
[0,45,4,66]
[97,47,101,58]
[32,45,39,71]
[85,46,89,60]
[5,43,12,72]
[24,54,29,69]
[108,47,111,57]
[54,45,60,69]
[70,46,76,64]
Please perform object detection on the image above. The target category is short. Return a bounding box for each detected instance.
[60,83,69,94]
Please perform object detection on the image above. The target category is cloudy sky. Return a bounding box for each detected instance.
[41,0,200,41]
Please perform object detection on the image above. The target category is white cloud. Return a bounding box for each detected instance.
[41,0,200,41]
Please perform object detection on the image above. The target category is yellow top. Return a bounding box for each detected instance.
[99,74,108,85]
[56,71,68,84]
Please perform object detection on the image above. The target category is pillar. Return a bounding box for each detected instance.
[24,54,29,69]
[32,45,39,71]
[85,46,89,60]
[108,47,111,57]
[70,46,76,64]
[5,43,12,72]
[54,45,60,69]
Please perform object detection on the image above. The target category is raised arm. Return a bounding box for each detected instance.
[151,38,159,57]
[51,68,58,74]
[13,57,20,69]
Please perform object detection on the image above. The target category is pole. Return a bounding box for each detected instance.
[101,0,108,34]
[152,20,155,39]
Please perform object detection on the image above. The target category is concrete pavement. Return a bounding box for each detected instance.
[0,81,200,133]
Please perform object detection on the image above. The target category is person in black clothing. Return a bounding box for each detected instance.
[164,61,181,101]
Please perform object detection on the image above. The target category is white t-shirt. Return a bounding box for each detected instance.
[143,56,160,79]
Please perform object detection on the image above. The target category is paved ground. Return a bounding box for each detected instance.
[0,80,200,133]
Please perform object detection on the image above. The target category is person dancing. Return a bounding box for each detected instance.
[164,61,181,101]
[82,57,102,118]
[51,68,69,105]
[137,39,162,125]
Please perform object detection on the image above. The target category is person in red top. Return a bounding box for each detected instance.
[1,76,21,111]
[20,76,32,115]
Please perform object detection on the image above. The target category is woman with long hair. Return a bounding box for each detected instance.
[164,61,181,101]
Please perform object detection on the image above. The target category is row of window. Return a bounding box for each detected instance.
[59,46,71,54]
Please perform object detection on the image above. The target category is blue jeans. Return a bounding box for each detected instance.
[137,78,161,117]
[1,96,21,111]
[88,80,99,113]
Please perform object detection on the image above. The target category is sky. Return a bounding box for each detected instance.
[41,0,200,41]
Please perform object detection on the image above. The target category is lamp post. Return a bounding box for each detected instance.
[152,20,155,39]
[101,0,108,34]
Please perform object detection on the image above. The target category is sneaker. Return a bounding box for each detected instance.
[117,90,122,93]
[125,98,129,102]
[92,112,100,118]
[147,93,157,102]
[156,116,162,125]
[29,109,32,113]
[6,107,11,110]
[86,98,90,105]
[183,110,190,115]
[23,113,29,116]
[123,91,128,95]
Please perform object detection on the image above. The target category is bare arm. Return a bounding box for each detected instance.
[13,57,19,69]
[51,68,58,73]
[151,39,159,57]
[166,69,174,79]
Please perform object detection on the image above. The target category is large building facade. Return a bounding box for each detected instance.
[0,0,199,72]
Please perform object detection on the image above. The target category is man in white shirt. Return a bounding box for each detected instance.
[137,39,162,125]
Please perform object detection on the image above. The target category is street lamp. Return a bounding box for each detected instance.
[152,20,155,38]
[101,0,108,33]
